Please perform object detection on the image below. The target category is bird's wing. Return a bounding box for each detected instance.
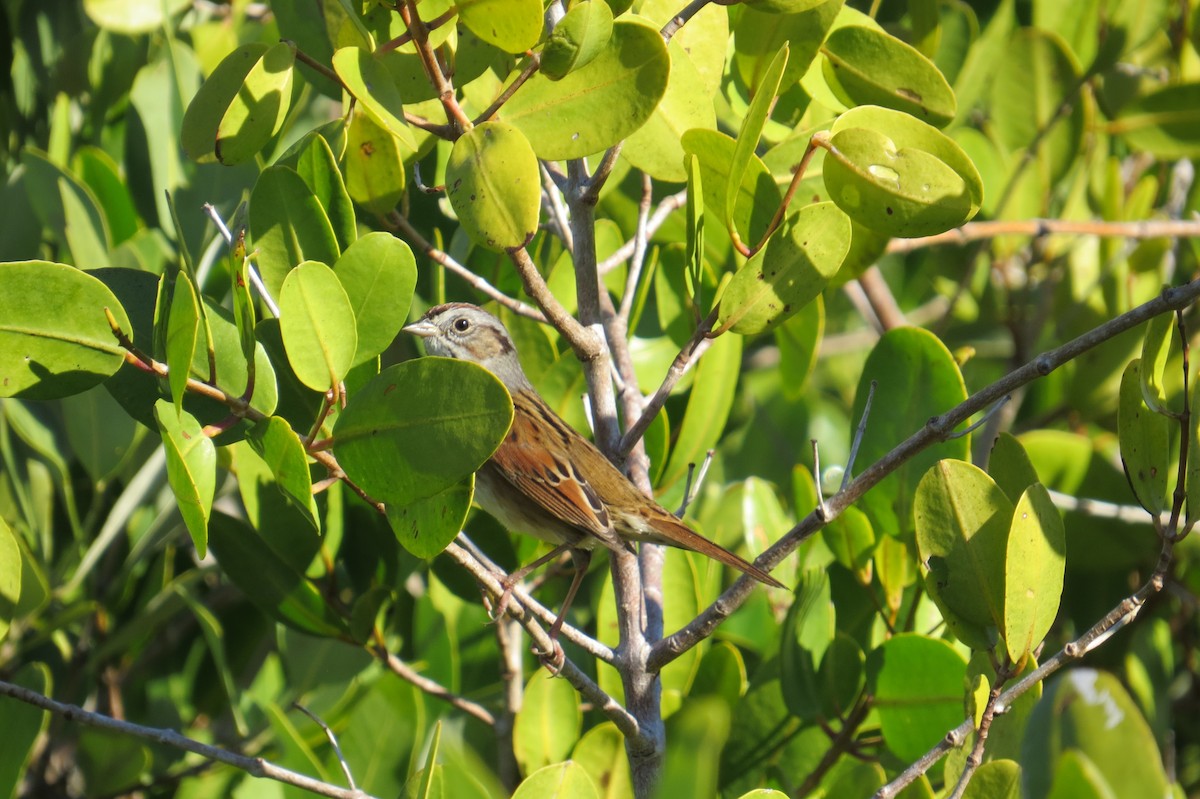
[488,392,628,554]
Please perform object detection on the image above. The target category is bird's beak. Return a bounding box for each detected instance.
[402,318,438,338]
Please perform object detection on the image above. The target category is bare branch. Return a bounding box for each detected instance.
[886,216,1200,255]
[0,679,378,799]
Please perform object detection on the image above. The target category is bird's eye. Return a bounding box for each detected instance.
[453,317,470,333]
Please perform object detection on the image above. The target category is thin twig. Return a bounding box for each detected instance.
[293,704,357,791]
[375,648,496,726]
[618,307,720,456]
[0,679,376,799]
[473,54,541,125]
[385,212,545,321]
[947,396,1010,440]
[661,0,714,43]
[843,380,876,491]
[886,216,1200,254]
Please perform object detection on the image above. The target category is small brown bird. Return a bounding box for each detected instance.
[403,303,783,643]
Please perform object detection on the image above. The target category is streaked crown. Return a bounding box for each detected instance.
[403,303,531,391]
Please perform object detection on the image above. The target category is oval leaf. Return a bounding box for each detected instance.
[446,121,541,251]
[823,126,974,238]
[386,477,473,559]
[332,359,512,506]
[718,201,851,335]
[1003,483,1065,662]
[914,459,1011,650]
[154,399,216,558]
[250,165,341,300]
[821,25,956,126]
[541,0,613,80]
[458,0,543,54]
[331,47,418,152]
[852,327,969,540]
[0,261,131,400]
[513,670,583,776]
[1118,359,1170,515]
[344,105,408,215]
[279,261,358,391]
[246,416,319,532]
[503,19,669,160]
[874,634,968,761]
[215,41,296,165]
[333,232,417,366]
[181,43,270,164]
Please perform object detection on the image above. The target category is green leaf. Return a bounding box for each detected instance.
[717,202,850,335]
[72,146,139,246]
[732,2,841,90]
[831,105,982,215]
[914,459,1011,650]
[60,385,138,483]
[231,441,322,574]
[961,760,1021,799]
[207,512,348,637]
[823,126,974,238]
[513,762,599,799]
[60,177,111,268]
[775,295,823,399]
[84,0,189,34]
[0,517,20,641]
[504,19,670,160]
[1044,751,1114,799]
[657,698,730,798]
[0,662,50,794]
[166,272,200,413]
[682,129,781,249]
[331,47,418,152]
[727,43,788,232]
[215,41,295,165]
[458,0,543,53]
[246,416,319,532]
[988,431,1041,505]
[1139,311,1175,416]
[154,400,216,557]
[822,504,875,575]
[333,232,417,367]
[333,359,512,506]
[661,332,742,490]
[1003,484,1065,662]
[853,327,969,540]
[1188,386,1200,526]
[1111,82,1200,159]
[386,477,474,559]
[344,105,408,215]
[780,569,835,720]
[250,165,342,301]
[295,131,357,253]
[622,41,718,183]
[0,261,131,400]
[446,121,541,251]
[20,149,112,264]
[541,0,613,80]
[572,723,633,799]
[1021,670,1171,799]
[987,29,1084,188]
[1117,359,1169,515]
[821,25,956,126]
[279,260,358,391]
[874,634,967,761]
[513,670,583,776]
[181,43,271,164]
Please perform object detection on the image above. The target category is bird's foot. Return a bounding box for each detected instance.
[534,639,566,675]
